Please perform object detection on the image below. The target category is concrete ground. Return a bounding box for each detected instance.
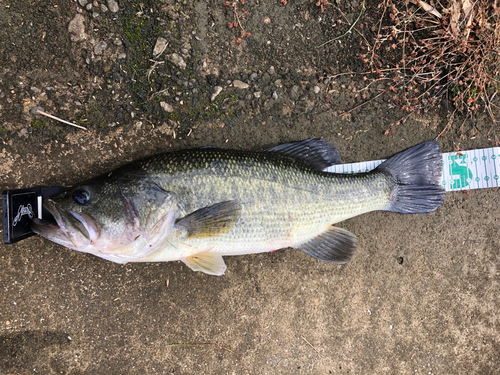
[0,0,499,373]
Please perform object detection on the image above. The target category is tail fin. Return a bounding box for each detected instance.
[377,141,445,214]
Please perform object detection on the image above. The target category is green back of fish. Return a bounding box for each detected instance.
[124,148,392,251]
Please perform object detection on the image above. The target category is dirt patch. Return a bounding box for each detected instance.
[0,0,499,374]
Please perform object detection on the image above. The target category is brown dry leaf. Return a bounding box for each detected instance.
[409,0,442,18]
[462,0,473,17]
[462,0,474,28]
[448,0,461,35]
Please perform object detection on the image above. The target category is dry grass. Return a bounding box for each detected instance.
[322,0,500,133]
[364,0,500,129]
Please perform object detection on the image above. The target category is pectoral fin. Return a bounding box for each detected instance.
[299,226,358,264]
[176,201,241,239]
[182,253,227,276]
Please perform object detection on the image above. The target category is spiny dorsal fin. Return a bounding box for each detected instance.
[176,201,241,239]
[299,226,357,264]
[182,253,227,275]
[265,139,341,171]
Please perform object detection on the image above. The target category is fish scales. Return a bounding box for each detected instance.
[134,148,393,256]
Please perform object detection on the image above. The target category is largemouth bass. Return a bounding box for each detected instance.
[32,139,444,275]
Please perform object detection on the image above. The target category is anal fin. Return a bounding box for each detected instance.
[182,253,227,276]
[299,226,358,264]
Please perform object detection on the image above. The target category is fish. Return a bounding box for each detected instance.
[31,139,445,275]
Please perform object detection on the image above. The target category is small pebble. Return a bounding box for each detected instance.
[153,37,168,57]
[290,85,301,100]
[233,80,249,89]
[313,86,320,94]
[107,0,119,13]
[253,91,261,98]
[68,14,87,42]
[94,41,108,55]
[30,106,44,115]
[78,0,88,6]
[210,66,220,77]
[170,53,186,70]
[272,91,278,100]
[268,66,275,74]
[211,86,223,101]
[160,102,174,112]
[100,4,108,12]
[250,72,258,81]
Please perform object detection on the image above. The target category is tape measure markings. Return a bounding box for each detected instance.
[324,147,500,192]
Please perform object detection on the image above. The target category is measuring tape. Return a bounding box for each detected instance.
[325,147,500,192]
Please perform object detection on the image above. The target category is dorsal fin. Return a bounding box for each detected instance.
[265,139,341,171]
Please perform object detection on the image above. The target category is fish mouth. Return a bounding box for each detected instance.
[31,200,99,251]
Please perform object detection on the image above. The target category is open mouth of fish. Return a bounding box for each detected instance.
[31,200,100,250]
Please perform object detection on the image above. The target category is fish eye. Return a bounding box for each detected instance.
[72,189,90,205]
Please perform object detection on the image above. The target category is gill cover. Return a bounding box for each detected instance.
[32,178,179,263]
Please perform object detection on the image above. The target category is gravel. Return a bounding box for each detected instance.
[68,14,87,42]
[107,0,119,13]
